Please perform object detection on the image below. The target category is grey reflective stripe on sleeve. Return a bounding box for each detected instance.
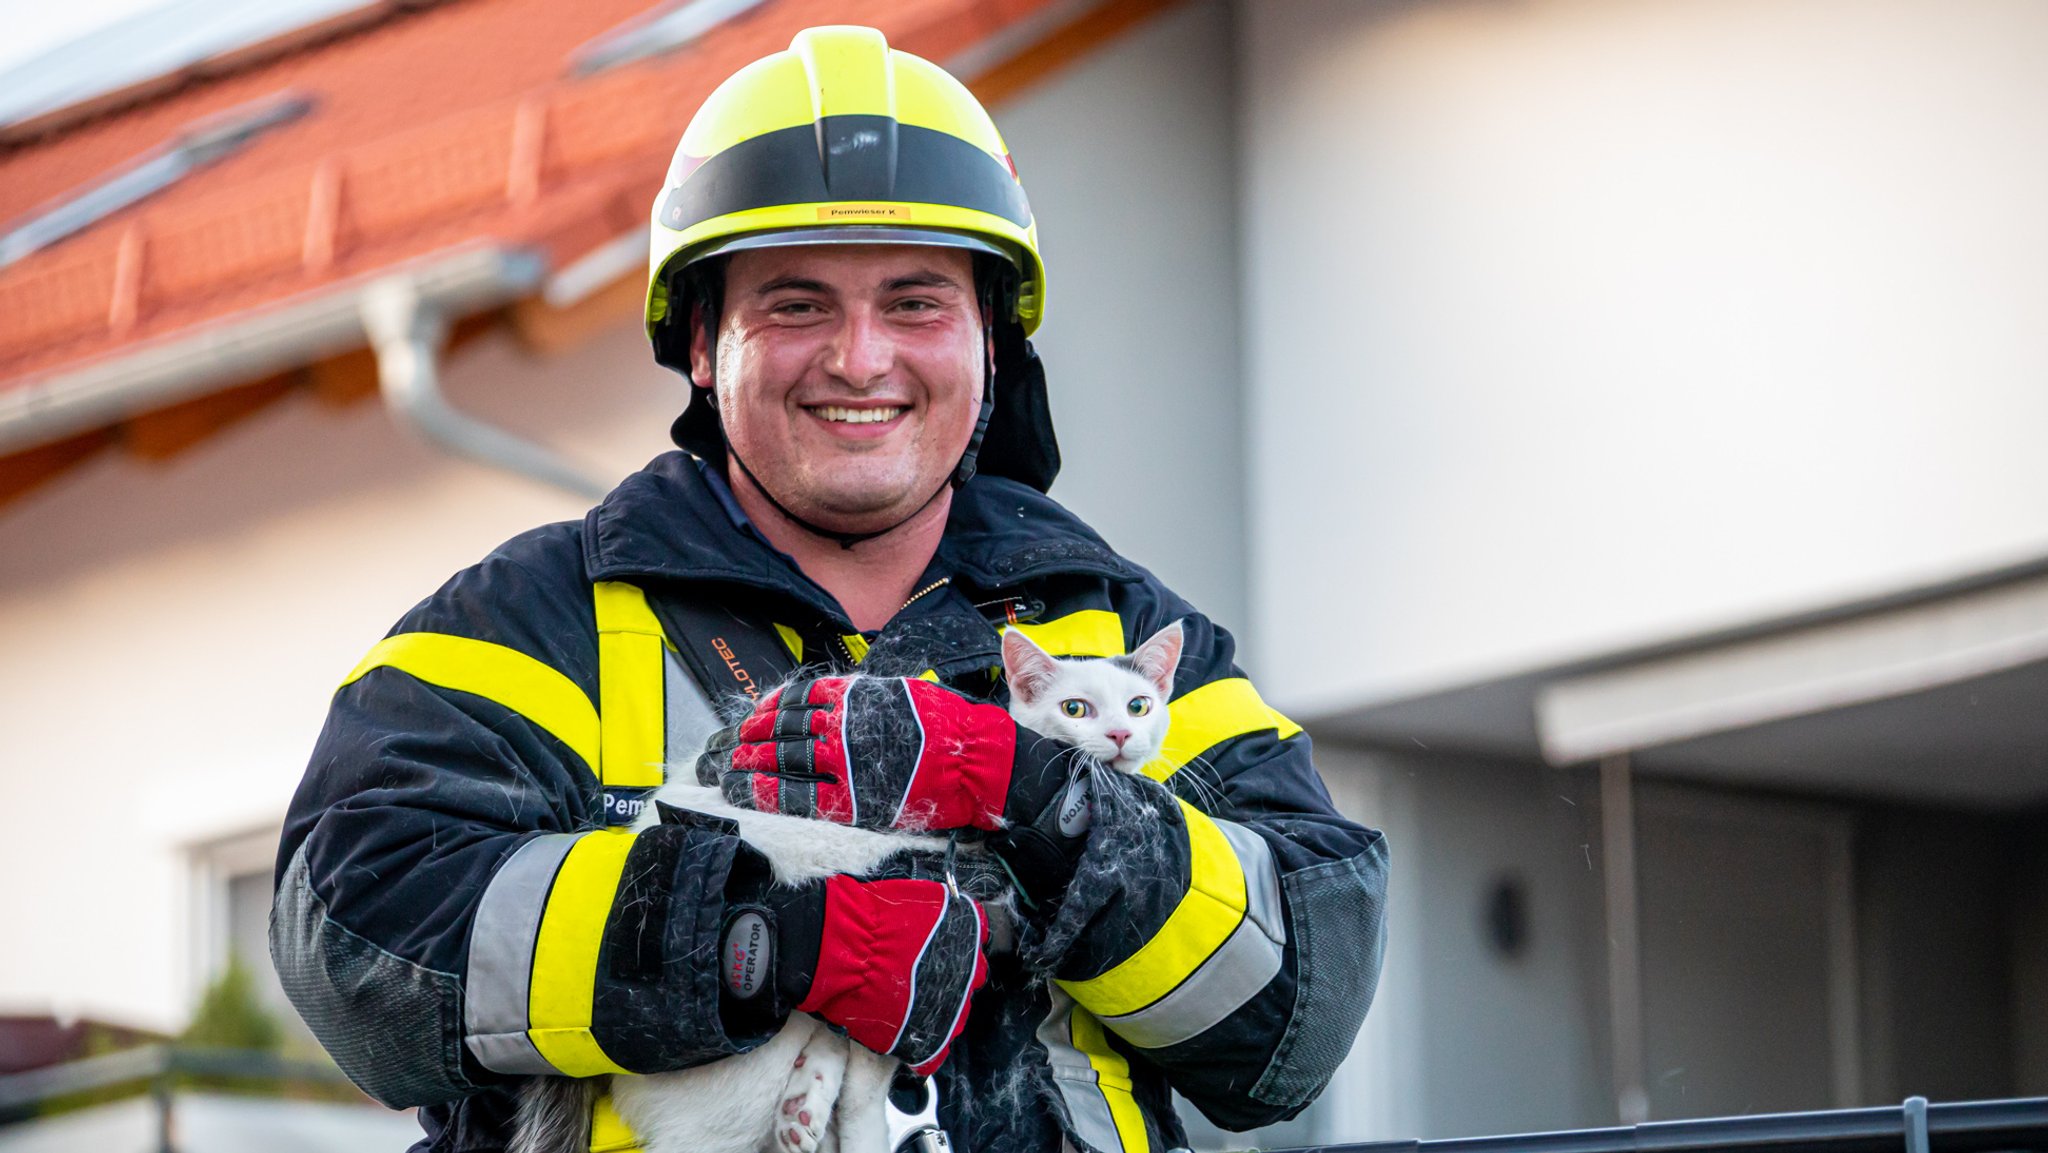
[463,833,578,1075]
[663,647,725,766]
[1099,818,1286,1050]
[1037,987,1127,1153]
[1216,819,1285,940]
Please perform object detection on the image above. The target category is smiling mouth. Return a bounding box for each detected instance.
[810,405,906,425]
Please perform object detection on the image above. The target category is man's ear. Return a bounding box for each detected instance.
[688,299,716,389]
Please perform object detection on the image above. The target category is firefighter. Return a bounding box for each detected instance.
[274,25,1387,1153]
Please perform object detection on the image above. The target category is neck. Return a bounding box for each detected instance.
[729,471,952,632]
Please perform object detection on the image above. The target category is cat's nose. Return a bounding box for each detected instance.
[1107,730,1130,748]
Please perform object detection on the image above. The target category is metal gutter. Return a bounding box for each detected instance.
[541,228,645,308]
[0,244,537,454]
[360,275,609,499]
[0,241,611,499]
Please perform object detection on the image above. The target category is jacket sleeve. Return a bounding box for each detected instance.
[270,529,772,1108]
[1021,583,1389,1132]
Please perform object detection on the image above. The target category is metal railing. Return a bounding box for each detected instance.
[5,1048,2044,1153]
[0,1044,362,1150]
[1289,1097,2048,1153]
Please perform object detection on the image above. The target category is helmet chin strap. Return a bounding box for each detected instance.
[718,325,997,552]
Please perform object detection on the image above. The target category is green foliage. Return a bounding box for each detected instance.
[181,953,282,1052]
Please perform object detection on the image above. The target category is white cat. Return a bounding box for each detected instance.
[512,619,1184,1153]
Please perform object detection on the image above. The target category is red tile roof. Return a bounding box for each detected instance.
[0,0,1059,390]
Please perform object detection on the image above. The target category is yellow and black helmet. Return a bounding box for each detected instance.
[645,23,1045,360]
[652,24,1061,501]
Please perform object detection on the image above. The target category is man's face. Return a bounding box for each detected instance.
[692,244,985,534]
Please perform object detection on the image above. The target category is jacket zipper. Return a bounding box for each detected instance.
[900,576,952,611]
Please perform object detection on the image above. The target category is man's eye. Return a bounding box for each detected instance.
[1127,697,1151,717]
[1060,699,1092,719]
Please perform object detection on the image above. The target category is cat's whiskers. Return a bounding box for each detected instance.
[1166,752,1229,812]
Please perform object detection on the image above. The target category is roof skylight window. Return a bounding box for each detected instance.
[569,0,768,76]
[0,91,311,269]
[0,0,369,130]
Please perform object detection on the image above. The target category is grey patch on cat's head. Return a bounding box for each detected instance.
[1122,619,1185,699]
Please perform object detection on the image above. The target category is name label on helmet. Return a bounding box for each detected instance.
[818,204,912,221]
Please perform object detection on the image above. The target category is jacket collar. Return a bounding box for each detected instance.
[584,452,1137,607]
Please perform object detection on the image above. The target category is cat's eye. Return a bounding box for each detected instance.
[1127,697,1152,717]
[1060,699,1093,719]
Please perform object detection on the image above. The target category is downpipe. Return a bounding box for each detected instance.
[359,276,609,501]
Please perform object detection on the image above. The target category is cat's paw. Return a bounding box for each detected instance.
[775,1021,846,1153]
[776,1074,829,1153]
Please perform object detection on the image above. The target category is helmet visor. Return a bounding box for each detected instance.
[687,225,1020,271]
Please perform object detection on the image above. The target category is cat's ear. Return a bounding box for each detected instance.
[1128,619,1185,699]
[1002,628,1060,705]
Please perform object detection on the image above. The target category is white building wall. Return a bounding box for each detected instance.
[1313,748,1610,1142]
[0,325,678,1030]
[995,0,1250,640]
[1239,0,2048,716]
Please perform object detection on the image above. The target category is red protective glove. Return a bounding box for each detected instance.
[698,676,1068,832]
[739,875,988,1075]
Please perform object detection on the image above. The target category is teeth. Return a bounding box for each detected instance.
[815,406,904,425]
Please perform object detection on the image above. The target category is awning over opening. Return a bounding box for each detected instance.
[1323,555,2048,809]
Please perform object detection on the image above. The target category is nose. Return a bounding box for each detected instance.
[1106,730,1130,749]
[824,305,894,388]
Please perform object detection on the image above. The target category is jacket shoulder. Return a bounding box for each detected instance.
[390,519,600,686]
[944,477,1141,588]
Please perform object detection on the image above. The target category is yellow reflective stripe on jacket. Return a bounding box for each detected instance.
[1070,1005,1150,1152]
[1037,988,1151,1153]
[342,632,600,771]
[1059,800,1245,1018]
[1095,817,1285,1049]
[589,1090,642,1153]
[1141,677,1302,782]
[586,581,667,1152]
[1003,609,1125,657]
[773,624,804,663]
[594,582,668,790]
[528,829,637,1077]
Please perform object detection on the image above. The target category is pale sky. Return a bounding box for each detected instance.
[0,0,369,127]
[0,0,167,75]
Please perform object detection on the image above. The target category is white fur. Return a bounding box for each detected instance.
[537,627,1182,1153]
[651,783,945,884]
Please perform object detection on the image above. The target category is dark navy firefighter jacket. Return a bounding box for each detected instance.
[273,451,1388,1153]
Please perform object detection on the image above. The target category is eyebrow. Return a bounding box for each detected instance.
[750,275,832,297]
[746,268,969,298]
[881,270,968,292]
